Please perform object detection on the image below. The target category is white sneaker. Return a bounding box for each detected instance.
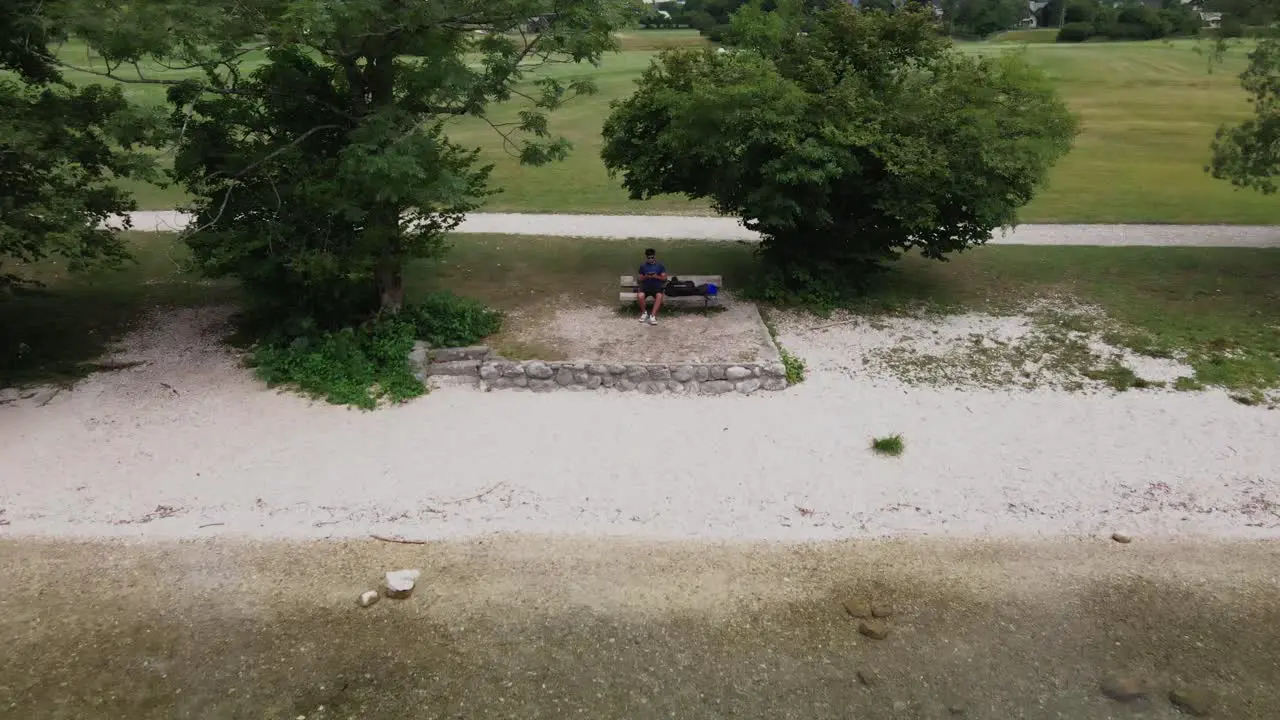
[647,316,658,326]
[639,313,650,323]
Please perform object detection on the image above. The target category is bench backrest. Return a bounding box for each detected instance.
[619,274,724,290]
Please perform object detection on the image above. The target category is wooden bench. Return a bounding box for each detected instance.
[618,274,723,308]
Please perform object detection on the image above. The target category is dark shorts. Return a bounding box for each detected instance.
[640,281,665,298]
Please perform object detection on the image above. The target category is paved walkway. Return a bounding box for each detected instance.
[116,210,1280,247]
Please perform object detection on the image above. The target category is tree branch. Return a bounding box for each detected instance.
[50,58,251,96]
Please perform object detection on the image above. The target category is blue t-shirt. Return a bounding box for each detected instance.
[638,261,666,286]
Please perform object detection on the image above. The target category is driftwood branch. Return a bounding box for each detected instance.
[370,534,430,545]
[807,318,861,332]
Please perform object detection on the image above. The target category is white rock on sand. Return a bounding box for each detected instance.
[384,570,420,599]
[1,307,1278,541]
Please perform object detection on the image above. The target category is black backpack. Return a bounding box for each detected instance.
[664,277,699,297]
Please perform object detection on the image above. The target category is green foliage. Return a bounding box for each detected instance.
[602,1,1076,302]
[249,291,501,407]
[250,315,424,409]
[66,0,630,329]
[780,347,806,384]
[1064,0,1099,24]
[1218,15,1246,38]
[861,0,899,13]
[1208,0,1278,28]
[402,292,503,348]
[1209,31,1280,193]
[945,0,1029,37]
[0,0,163,290]
[1057,2,1201,41]
[871,434,905,456]
[1057,22,1096,41]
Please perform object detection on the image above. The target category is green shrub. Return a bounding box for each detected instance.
[251,317,424,409]
[248,294,501,408]
[1057,23,1095,42]
[1064,0,1098,25]
[403,291,503,348]
[1218,16,1244,38]
[705,23,733,42]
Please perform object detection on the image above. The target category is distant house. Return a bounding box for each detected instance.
[1022,1,1052,28]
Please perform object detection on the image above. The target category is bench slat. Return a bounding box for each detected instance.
[619,274,723,289]
[621,293,719,304]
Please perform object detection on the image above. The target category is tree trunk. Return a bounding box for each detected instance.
[376,257,404,314]
[366,50,404,315]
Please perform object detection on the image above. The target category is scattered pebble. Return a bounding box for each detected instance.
[856,668,882,687]
[948,704,967,716]
[384,569,421,599]
[357,590,380,608]
[1100,674,1149,702]
[1169,687,1211,716]
[858,620,889,640]
[843,599,872,618]
[871,602,895,618]
[1111,532,1133,544]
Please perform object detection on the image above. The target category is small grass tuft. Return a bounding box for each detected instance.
[759,307,806,384]
[1174,376,1206,391]
[780,347,806,384]
[871,434,905,457]
[1084,362,1140,391]
[1229,390,1265,406]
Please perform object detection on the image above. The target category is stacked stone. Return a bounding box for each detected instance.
[413,345,788,395]
[477,361,786,394]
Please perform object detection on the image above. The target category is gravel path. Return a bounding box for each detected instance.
[2,307,1277,541]
[114,210,1280,247]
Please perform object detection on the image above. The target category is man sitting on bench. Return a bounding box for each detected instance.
[635,248,666,326]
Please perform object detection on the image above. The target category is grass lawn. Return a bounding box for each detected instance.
[6,233,1278,393]
[49,35,1280,224]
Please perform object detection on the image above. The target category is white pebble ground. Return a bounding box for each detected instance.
[2,307,1277,541]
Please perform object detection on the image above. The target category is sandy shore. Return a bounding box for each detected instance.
[2,307,1277,541]
[3,535,1279,718]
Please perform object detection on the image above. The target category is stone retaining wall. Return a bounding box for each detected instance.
[413,344,787,395]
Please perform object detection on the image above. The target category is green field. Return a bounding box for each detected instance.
[53,33,1280,224]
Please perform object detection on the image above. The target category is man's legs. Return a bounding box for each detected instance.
[649,292,663,324]
[636,291,649,320]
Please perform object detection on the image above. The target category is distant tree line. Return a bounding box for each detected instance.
[1049,0,1204,41]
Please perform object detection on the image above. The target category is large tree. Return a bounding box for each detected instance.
[1209,33,1280,194]
[0,1,160,290]
[601,2,1075,299]
[66,0,631,327]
